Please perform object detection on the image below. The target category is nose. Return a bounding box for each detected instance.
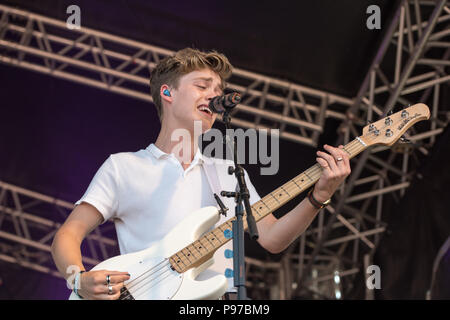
[206,91,217,101]
[206,86,221,101]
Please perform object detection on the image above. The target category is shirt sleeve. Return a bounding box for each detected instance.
[75,155,119,223]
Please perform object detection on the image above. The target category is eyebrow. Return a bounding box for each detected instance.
[194,77,213,81]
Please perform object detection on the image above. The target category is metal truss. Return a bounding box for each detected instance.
[0,3,354,147]
[278,0,450,300]
[0,1,449,299]
[0,180,118,279]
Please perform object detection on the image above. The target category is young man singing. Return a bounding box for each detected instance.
[51,48,351,300]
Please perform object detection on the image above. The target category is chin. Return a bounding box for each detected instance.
[199,119,214,133]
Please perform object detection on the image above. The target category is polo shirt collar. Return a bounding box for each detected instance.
[147,143,205,165]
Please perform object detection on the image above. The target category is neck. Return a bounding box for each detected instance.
[154,119,200,167]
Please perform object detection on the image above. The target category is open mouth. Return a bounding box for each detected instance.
[197,104,213,117]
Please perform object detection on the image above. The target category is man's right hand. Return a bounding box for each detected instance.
[77,270,131,300]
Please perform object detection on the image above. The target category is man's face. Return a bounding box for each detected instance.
[165,68,222,132]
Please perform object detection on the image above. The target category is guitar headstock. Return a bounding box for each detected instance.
[359,103,430,147]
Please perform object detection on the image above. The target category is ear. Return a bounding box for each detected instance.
[160,84,173,103]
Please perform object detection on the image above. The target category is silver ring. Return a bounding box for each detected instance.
[108,284,113,295]
[336,157,343,162]
[106,275,111,285]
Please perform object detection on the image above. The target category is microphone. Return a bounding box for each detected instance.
[208,92,242,114]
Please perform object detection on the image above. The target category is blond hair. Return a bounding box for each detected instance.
[149,48,233,121]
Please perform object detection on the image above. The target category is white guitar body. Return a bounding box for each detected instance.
[69,206,228,300]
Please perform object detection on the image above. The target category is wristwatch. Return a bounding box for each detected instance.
[307,188,331,209]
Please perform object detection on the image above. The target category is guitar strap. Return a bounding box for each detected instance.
[202,159,223,204]
[202,158,237,292]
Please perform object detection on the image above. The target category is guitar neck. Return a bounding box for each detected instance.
[169,137,368,273]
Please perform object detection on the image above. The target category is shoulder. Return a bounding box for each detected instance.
[108,149,150,167]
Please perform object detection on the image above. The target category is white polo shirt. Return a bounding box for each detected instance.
[75,143,261,292]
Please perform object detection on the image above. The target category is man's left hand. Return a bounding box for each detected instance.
[313,144,352,203]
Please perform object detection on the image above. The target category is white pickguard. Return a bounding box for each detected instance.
[69,206,228,300]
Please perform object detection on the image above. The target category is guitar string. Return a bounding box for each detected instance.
[248,139,364,220]
[120,238,224,298]
[119,208,239,293]
[123,264,172,299]
[119,261,171,299]
[123,259,170,291]
[118,136,370,299]
[131,271,174,300]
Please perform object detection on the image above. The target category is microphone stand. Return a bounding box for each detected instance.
[220,109,259,300]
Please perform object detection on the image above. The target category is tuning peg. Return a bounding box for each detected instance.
[401,110,409,118]
[385,129,393,137]
[385,117,393,125]
[387,110,394,116]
